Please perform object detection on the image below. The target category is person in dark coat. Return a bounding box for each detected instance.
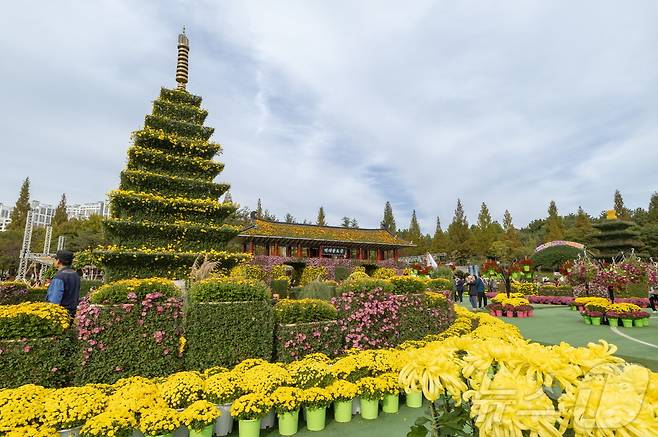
[476,275,487,308]
[455,277,465,303]
[46,250,81,317]
[467,276,478,309]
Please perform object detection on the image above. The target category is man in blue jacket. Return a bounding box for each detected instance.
[46,250,81,317]
[475,275,487,309]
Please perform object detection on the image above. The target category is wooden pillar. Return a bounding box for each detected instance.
[249,241,255,255]
[319,245,323,258]
[377,249,384,261]
[274,242,279,257]
[297,245,302,257]
[265,243,271,256]
[242,242,247,253]
[394,248,399,261]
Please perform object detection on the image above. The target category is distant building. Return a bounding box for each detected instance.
[0,203,11,231]
[0,200,109,231]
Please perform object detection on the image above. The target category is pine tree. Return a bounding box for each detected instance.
[316,207,327,226]
[381,201,396,233]
[284,213,295,223]
[341,216,351,227]
[545,200,564,242]
[647,192,658,224]
[99,34,245,280]
[256,199,263,218]
[503,210,514,233]
[8,177,30,231]
[614,189,631,220]
[447,199,471,260]
[474,202,496,256]
[491,210,525,261]
[568,206,593,244]
[431,217,448,253]
[350,218,359,228]
[52,193,68,227]
[408,210,422,243]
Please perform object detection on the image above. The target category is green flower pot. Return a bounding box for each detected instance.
[333,400,353,423]
[58,428,82,437]
[645,318,650,326]
[608,318,619,327]
[360,398,379,420]
[591,317,601,326]
[621,318,633,328]
[238,418,260,437]
[382,394,399,414]
[277,410,299,436]
[304,407,326,431]
[583,315,591,325]
[634,319,644,327]
[189,425,213,437]
[405,390,423,408]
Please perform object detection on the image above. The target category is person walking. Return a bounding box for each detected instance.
[476,275,487,308]
[607,285,615,304]
[455,276,465,303]
[467,275,478,310]
[649,285,657,312]
[46,250,81,317]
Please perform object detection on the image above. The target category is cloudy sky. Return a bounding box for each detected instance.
[1,1,657,231]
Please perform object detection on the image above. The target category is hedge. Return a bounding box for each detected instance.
[0,303,71,339]
[0,281,30,304]
[188,277,270,303]
[336,277,393,294]
[398,293,452,343]
[144,114,214,141]
[126,146,223,180]
[273,299,337,324]
[133,127,221,160]
[74,294,184,385]
[89,278,180,304]
[152,99,208,125]
[0,333,77,388]
[120,169,229,200]
[159,87,203,107]
[389,276,426,294]
[538,284,573,297]
[426,277,453,290]
[103,219,239,252]
[274,320,342,363]
[184,301,274,371]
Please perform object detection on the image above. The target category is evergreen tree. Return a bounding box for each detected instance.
[503,210,514,233]
[256,198,263,218]
[545,200,564,242]
[284,213,295,223]
[447,199,471,261]
[408,210,422,243]
[474,202,496,256]
[492,210,525,260]
[567,206,593,244]
[316,207,327,226]
[614,189,631,220]
[350,218,359,228]
[341,216,351,228]
[52,193,68,227]
[8,177,30,231]
[431,217,449,253]
[380,201,396,233]
[647,192,658,224]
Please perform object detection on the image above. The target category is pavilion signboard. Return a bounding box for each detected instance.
[322,247,347,257]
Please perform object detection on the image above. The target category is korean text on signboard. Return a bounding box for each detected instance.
[322,247,346,257]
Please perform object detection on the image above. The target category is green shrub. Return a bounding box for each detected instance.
[538,284,573,296]
[623,281,648,298]
[347,271,370,280]
[429,266,454,280]
[0,302,71,339]
[426,278,453,291]
[336,278,393,294]
[531,245,583,270]
[372,267,397,279]
[270,264,292,280]
[230,264,266,281]
[389,276,426,294]
[270,279,290,298]
[0,334,76,388]
[274,299,338,324]
[89,278,180,304]
[75,295,184,384]
[184,301,274,370]
[297,281,336,300]
[0,281,30,304]
[80,280,104,299]
[398,294,453,343]
[188,277,270,303]
[300,266,328,286]
[275,321,342,362]
[334,266,350,282]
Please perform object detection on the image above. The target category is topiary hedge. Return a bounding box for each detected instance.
[273,299,337,324]
[184,278,274,371]
[89,278,180,304]
[426,277,453,291]
[300,266,328,286]
[389,276,426,294]
[336,277,393,294]
[0,303,71,340]
[274,320,342,363]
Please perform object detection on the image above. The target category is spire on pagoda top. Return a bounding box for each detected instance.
[176,26,190,90]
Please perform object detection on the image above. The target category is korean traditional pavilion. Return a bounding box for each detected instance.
[238,219,414,261]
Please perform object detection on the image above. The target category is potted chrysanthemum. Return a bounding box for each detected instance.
[327,380,358,423]
[378,373,402,414]
[138,407,181,437]
[80,408,137,437]
[356,377,385,420]
[43,386,107,437]
[301,387,333,431]
[180,400,220,437]
[230,392,273,437]
[204,371,243,436]
[270,387,304,436]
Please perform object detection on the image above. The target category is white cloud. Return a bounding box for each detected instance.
[1,0,657,232]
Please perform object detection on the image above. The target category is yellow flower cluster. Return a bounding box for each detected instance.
[133,127,219,156]
[238,363,292,394]
[138,407,180,435]
[326,380,358,402]
[607,303,642,313]
[511,281,538,295]
[573,297,609,307]
[301,387,333,409]
[79,408,136,437]
[179,400,219,431]
[3,425,58,437]
[270,387,304,413]
[204,371,241,405]
[127,146,220,173]
[229,392,273,420]
[500,297,531,307]
[42,387,107,429]
[159,372,205,409]
[491,292,525,303]
[0,302,70,331]
[110,189,227,210]
[355,377,388,400]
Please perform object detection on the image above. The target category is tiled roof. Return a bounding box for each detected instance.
[239,220,414,247]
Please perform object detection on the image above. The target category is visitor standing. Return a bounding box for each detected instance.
[467,275,478,309]
[476,275,487,308]
[607,285,615,304]
[46,250,81,317]
[455,276,465,303]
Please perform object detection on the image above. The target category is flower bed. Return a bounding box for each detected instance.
[275,320,342,362]
[488,294,534,317]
